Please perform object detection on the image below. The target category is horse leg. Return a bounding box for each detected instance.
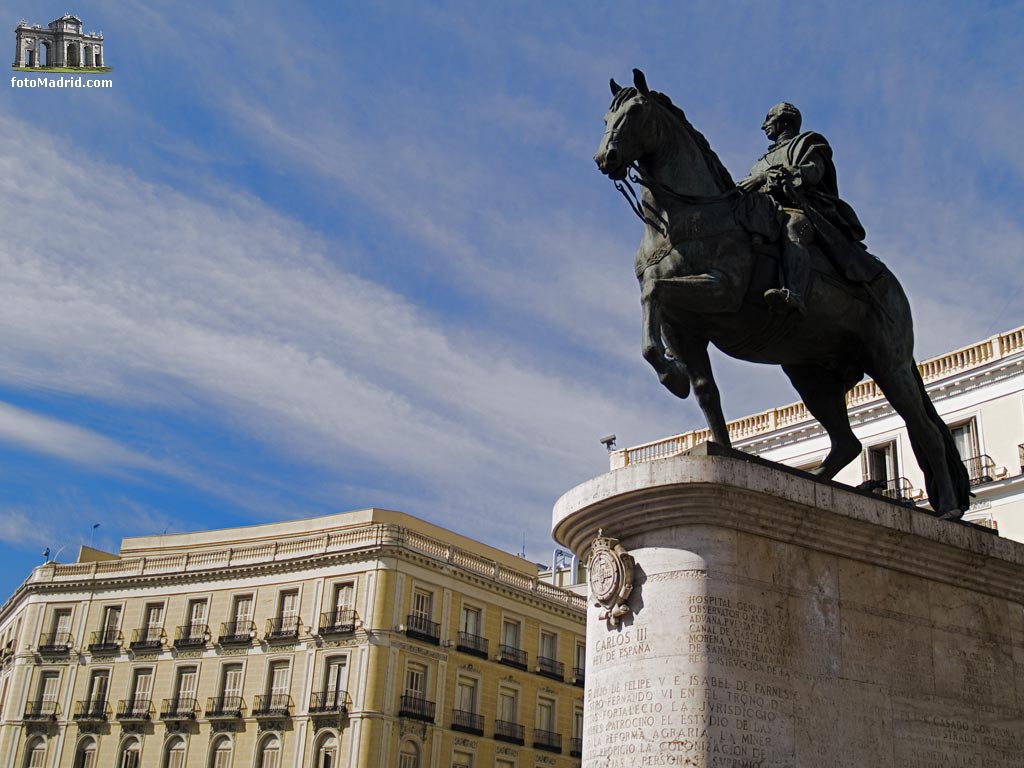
[782,365,861,479]
[664,329,730,447]
[872,364,964,517]
[641,280,690,399]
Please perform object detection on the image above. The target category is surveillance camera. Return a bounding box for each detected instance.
[599,434,617,450]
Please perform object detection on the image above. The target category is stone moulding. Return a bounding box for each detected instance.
[553,444,1024,604]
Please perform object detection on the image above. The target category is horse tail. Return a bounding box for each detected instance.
[911,363,972,512]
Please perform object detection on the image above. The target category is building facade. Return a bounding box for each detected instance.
[13,16,104,69]
[613,325,1024,538]
[0,509,586,768]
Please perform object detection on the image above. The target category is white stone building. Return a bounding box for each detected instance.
[612,325,1024,539]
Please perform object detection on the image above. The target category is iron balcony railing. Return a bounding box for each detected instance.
[252,694,291,717]
[534,728,563,753]
[572,666,585,687]
[1018,443,1023,473]
[38,631,73,653]
[495,719,525,745]
[962,454,997,486]
[451,709,484,735]
[173,623,209,648]
[160,697,197,720]
[116,699,152,721]
[319,609,356,635]
[265,616,301,641]
[881,477,916,502]
[218,621,256,645]
[309,690,348,714]
[537,656,564,680]
[570,737,584,757]
[23,700,59,721]
[456,631,488,658]
[398,694,435,723]
[88,629,122,652]
[73,699,109,721]
[129,627,164,650]
[205,696,244,718]
[405,614,441,644]
[498,644,528,670]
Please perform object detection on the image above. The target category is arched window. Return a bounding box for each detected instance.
[22,737,45,768]
[73,737,98,768]
[398,741,419,768]
[118,736,141,768]
[208,735,232,768]
[163,736,186,768]
[312,733,337,768]
[256,735,281,768]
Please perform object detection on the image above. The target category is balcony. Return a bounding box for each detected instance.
[73,700,109,722]
[572,666,585,687]
[963,454,997,486]
[534,728,563,753]
[494,719,525,745]
[265,616,301,642]
[570,737,584,757]
[537,656,565,681]
[405,614,440,645]
[129,627,164,651]
[252,694,291,717]
[23,701,59,721]
[498,644,528,670]
[1019,443,1023,473]
[116,699,152,721]
[218,621,256,646]
[451,709,483,735]
[38,632,73,654]
[160,697,197,721]
[88,629,122,653]
[173,624,209,649]
[455,631,488,659]
[309,690,348,714]
[880,477,917,503]
[398,694,435,723]
[319,609,356,635]
[205,696,244,719]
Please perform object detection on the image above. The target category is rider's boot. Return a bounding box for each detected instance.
[764,241,810,315]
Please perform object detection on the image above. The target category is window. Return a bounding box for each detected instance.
[256,735,280,768]
[950,419,979,459]
[118,737,141,768]
[574,640,586,677]
[412,589,432,620]
[173,666,198,711]
[502,619,521,649]
[460,605,481,636]
[573,706,584,739]
[537,696,556,731]
[231,595,253,626]
[102,605,122,641]
[540,630,558,660]
[405,662,427,697]
[186,599,208,639]
[455,677,477,713]
[398,742,419,768]
[73,737,97,768]
[498,687,518,723]
[322,656,347,708]
[37,670,60,712]
[51,608,72,636]
[209,736,232,768]
[277,590,298,624]
[86,669,109,716]
[221,664,243,699]
[130,668,153,713]
[163,737,186,768]
[865,441,898,484]
[495,760,515,768]
[23,738,45,768]
[452,749,474,768]
[314,733,337,768]
[332,582,354,613]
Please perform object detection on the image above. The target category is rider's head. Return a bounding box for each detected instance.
[762,102,801,141]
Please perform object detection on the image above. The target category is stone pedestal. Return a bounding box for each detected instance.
[552,443,1024,768]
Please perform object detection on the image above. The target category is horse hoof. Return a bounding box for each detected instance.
[659,371,690,400]
[938,509,965,521]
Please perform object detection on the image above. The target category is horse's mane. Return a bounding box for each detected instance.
[610,87,735,190]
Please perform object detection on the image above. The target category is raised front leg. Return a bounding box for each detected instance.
[662,328,729,447]
[641,280,690,399]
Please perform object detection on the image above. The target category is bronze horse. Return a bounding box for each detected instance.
[594,70,970,517]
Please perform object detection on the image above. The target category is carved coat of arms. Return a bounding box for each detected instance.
[588,530,634,627]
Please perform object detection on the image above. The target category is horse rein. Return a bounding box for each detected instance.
[614,163,740,237]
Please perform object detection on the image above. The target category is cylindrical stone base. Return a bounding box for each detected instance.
[553,445,1024,768]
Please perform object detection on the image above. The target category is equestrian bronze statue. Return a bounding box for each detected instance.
[593,69,971,518]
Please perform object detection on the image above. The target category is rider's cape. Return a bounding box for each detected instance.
[737,131,884,284]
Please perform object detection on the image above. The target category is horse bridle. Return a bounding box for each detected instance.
[614,163,741,237]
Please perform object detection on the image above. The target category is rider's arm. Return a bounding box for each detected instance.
[789,151,826,188]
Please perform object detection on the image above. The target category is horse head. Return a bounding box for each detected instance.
[594,69,658,181]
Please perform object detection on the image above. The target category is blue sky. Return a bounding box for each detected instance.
[0,1,1021,598]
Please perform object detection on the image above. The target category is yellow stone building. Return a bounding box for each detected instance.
[0,509,586,768]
